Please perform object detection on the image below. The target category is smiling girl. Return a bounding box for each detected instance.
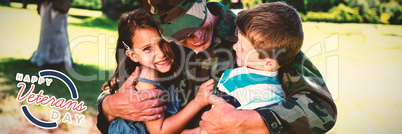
[104,8,214,134]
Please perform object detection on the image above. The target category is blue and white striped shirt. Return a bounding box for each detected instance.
[217,67,285,110]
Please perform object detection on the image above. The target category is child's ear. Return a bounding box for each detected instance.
[126,50,139,62]
[265,58,277,70]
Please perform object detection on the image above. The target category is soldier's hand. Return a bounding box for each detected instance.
[199,95,269,133]
[102,66,166,122]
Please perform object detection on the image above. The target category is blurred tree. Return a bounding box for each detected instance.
[379,0,402,24]
[304,0,344,12]
[230,0,243,9]
[208,0,233,8]
[0,0,10,6]
[102,0,141,19]
[346,0,380,22]
[346,0,379,14]
[71,0,102,10]
[242,0,262,9]
[249,0,344,13]
[30,0,73,68]
[102,0,123,19]
[305,3,363,23]
[22,0,28,8]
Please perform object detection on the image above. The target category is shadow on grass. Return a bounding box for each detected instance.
[0,58,110,114]
[69,14,93,19]
[383,33,402,37]
[69,15,118,31]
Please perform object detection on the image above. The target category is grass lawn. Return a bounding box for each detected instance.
[1,2,402,133]
[0,3,118,111]
[301,22,402,133]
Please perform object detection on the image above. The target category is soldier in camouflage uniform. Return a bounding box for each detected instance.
[96,0,337,133]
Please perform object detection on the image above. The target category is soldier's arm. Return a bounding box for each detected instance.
[96,92,111,134]
[255,52,337,133]
[255,93,336,133]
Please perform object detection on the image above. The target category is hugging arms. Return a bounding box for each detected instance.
[97,1,337,133]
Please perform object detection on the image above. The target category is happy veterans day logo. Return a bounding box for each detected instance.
[15,70,87,129]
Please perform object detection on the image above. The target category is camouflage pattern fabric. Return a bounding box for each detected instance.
[175,2,237,129]
[255,51,337,134]
[142,0,208,42]
[96,92,110,134]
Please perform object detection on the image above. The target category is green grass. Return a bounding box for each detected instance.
[69,15,118,31]
[300,22,402,133]
[0,3,118,70]
[0,5,117,114]
[0,4,118,119]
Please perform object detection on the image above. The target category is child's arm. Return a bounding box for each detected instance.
[181,127,208,134]
[135,66,159,91]
[136,67,214,134]
[146,79,214,134]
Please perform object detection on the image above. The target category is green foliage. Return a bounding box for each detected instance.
[346,0,380,23]
[304,0,345,12]
[71,0,102,10]
[265,0,306,13]
[213,0,401,24]
[207,0,347,13]
[71,0,141,11]
[121,0,140,6]
[283,0,307,13]
[207,0,232,9]
[242,0,262,9]
[69,15,118,31]
[379,1,402,24]
[120,0,142,11]
[305,4,363,23]
[364,8,380,23]
[239,0,344,13]
[298,12,307,22]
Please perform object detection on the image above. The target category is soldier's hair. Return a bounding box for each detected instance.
[236,2,303,66]
[102,8,179,94]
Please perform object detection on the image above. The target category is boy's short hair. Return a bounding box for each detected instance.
[236,2,303,66]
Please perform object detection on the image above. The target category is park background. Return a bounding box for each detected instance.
[0,0,401,133]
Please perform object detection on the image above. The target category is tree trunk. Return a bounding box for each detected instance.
[30,1,73,68]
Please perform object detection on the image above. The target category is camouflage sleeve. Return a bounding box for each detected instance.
[255,51,337,134]
[255,92,336,134]
[96,92,111,134]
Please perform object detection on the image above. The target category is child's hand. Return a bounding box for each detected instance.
[195,79,214,107]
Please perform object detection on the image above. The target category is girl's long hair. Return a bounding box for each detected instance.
[102,8,179,94]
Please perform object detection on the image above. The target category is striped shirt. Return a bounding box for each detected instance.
[217,67,285,110]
